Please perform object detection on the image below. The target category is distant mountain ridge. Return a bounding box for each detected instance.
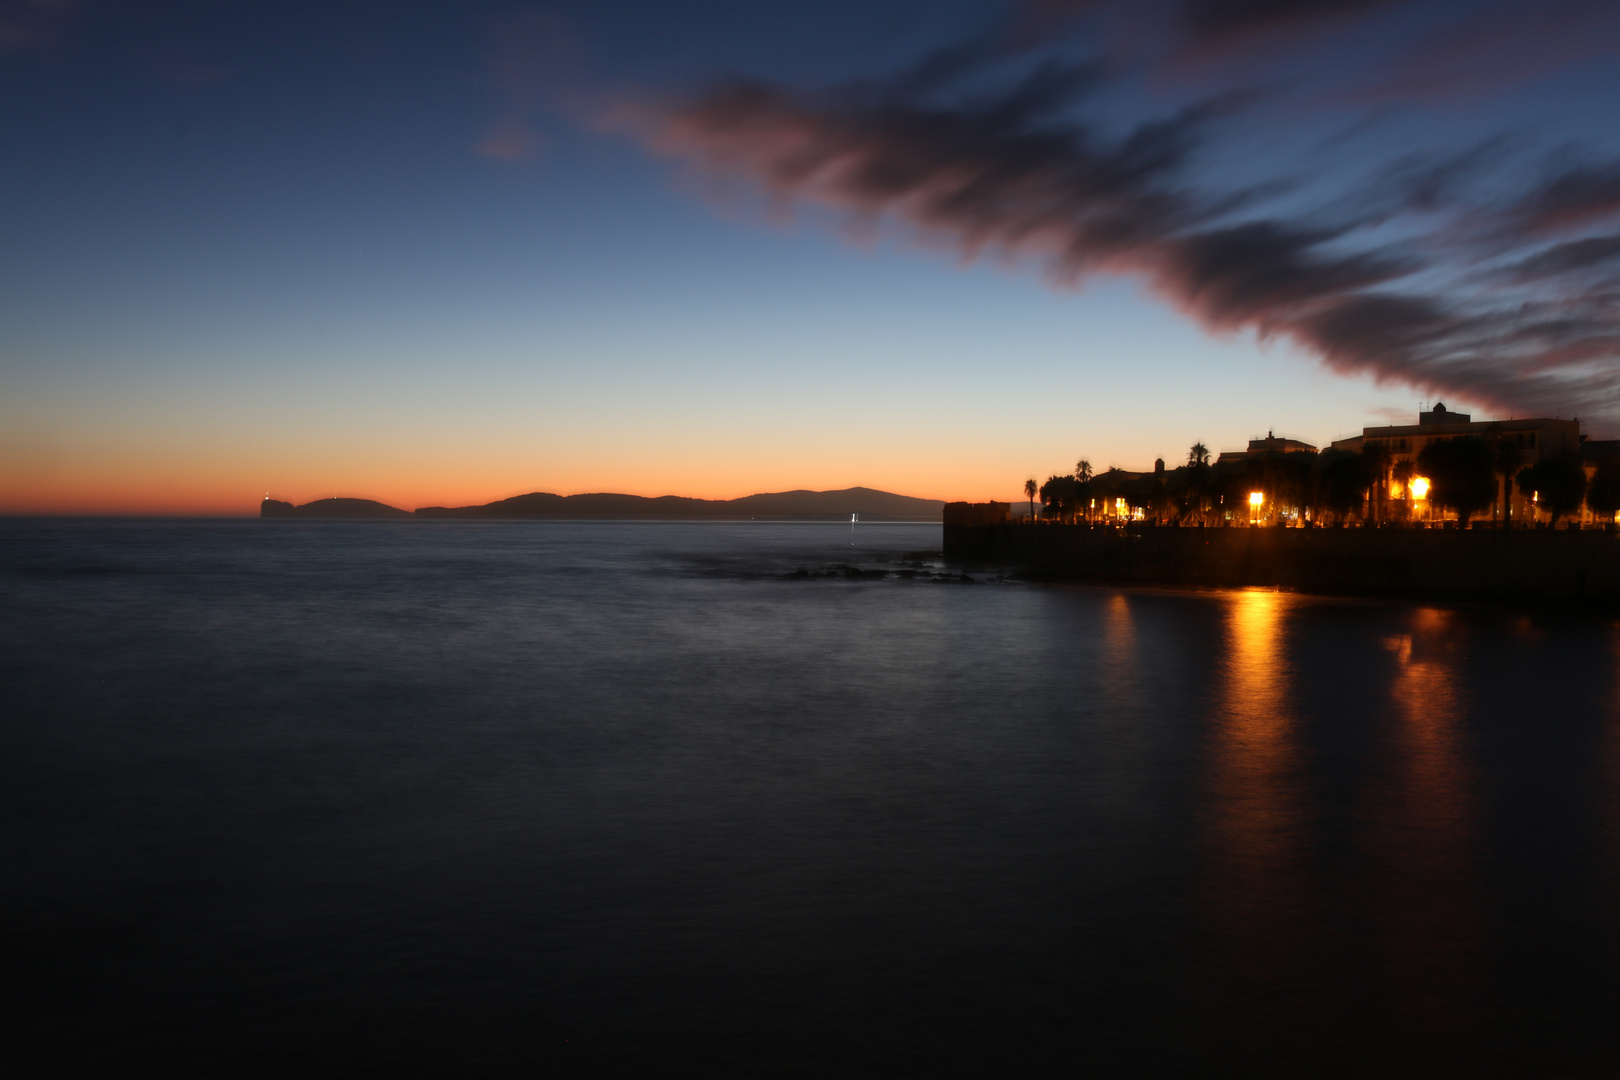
[261,487,943,521]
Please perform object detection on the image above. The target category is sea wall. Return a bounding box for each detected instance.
[945,524,1620,603]
[943,501,1010,526]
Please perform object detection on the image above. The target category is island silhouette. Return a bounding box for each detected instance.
[261,487,943,521]
[259,497,413,519]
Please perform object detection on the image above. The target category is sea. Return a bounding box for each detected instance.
[4,518,1619,1077]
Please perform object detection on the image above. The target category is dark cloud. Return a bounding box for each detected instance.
[1157,223,1413,329]
[625,5,1620,423]
[1503,234,1620,280]
[647,74,1213,265]
[1509,161,1620,236]
[1296,293,1620,416]
[1177,0,1397,41]
[1022,0,1396,43]
[1369,141,1513,215]
[1361,0,1620,103]
[1044,0,1620,106]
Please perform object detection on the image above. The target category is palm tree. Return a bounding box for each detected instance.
[1183,443,1213,525]
[1391,460,1414,523]
[1360,441,1392,524]
[1489,431,1524,527]
[1074,460,1092,522]
[1023,477,1037,522]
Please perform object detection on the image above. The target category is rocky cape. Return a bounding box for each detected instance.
[261,487,943,522]
[259,498,412,519]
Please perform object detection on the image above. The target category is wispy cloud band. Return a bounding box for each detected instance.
[619,0,1620,424]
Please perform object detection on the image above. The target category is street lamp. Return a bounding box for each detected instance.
[1249,490,1263,525]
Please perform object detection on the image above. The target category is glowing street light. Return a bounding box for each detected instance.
[1248,490,1263,524]
[1409,475,1432,525]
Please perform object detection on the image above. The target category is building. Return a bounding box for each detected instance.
[1330,402,1588,524]
[1215,431,1317,465]
[1025,403,1613,529]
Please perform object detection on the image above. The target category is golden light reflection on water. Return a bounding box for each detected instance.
[1203,588,1312,1015]
[1202,595,1486,1048]
[1100,593,1137,716]
[1210,589,1301,864]
[1372,606,1482,1032]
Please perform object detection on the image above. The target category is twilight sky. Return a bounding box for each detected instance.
[4,0,1620,513]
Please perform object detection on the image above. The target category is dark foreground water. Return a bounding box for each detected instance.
[4,519,1620,1077]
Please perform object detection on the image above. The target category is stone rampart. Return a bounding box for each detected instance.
[945,524,1620,603]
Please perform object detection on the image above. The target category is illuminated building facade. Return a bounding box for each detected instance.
[1215,432,1318,465]
[1329,403,1592,524]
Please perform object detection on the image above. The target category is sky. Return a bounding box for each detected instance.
[4,0,1620,514]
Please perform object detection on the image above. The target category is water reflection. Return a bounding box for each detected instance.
[1201,589,1314,1042]
[10,519,1620,1074]
[1100,593,1137,717]
[1371,608,1482,1041]
[1606,627,1620,904]
[1209,589,1304,869]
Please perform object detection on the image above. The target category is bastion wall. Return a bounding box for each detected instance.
[944,523,1620,603]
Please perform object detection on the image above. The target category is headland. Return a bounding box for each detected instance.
[261,487,943,522]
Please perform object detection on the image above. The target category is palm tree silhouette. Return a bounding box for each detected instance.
[1023,477,1037,522]
[1392,459,1414,523]
[1488,429,1524,527]
[1185,443,1213,524]
[1360,441,1392,524]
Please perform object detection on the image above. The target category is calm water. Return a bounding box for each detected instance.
[4,519,1619,1076]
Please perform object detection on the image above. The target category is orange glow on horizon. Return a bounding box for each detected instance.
[0,410,1042,514]
[0,461,983,517]
[4,391,1367,516]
